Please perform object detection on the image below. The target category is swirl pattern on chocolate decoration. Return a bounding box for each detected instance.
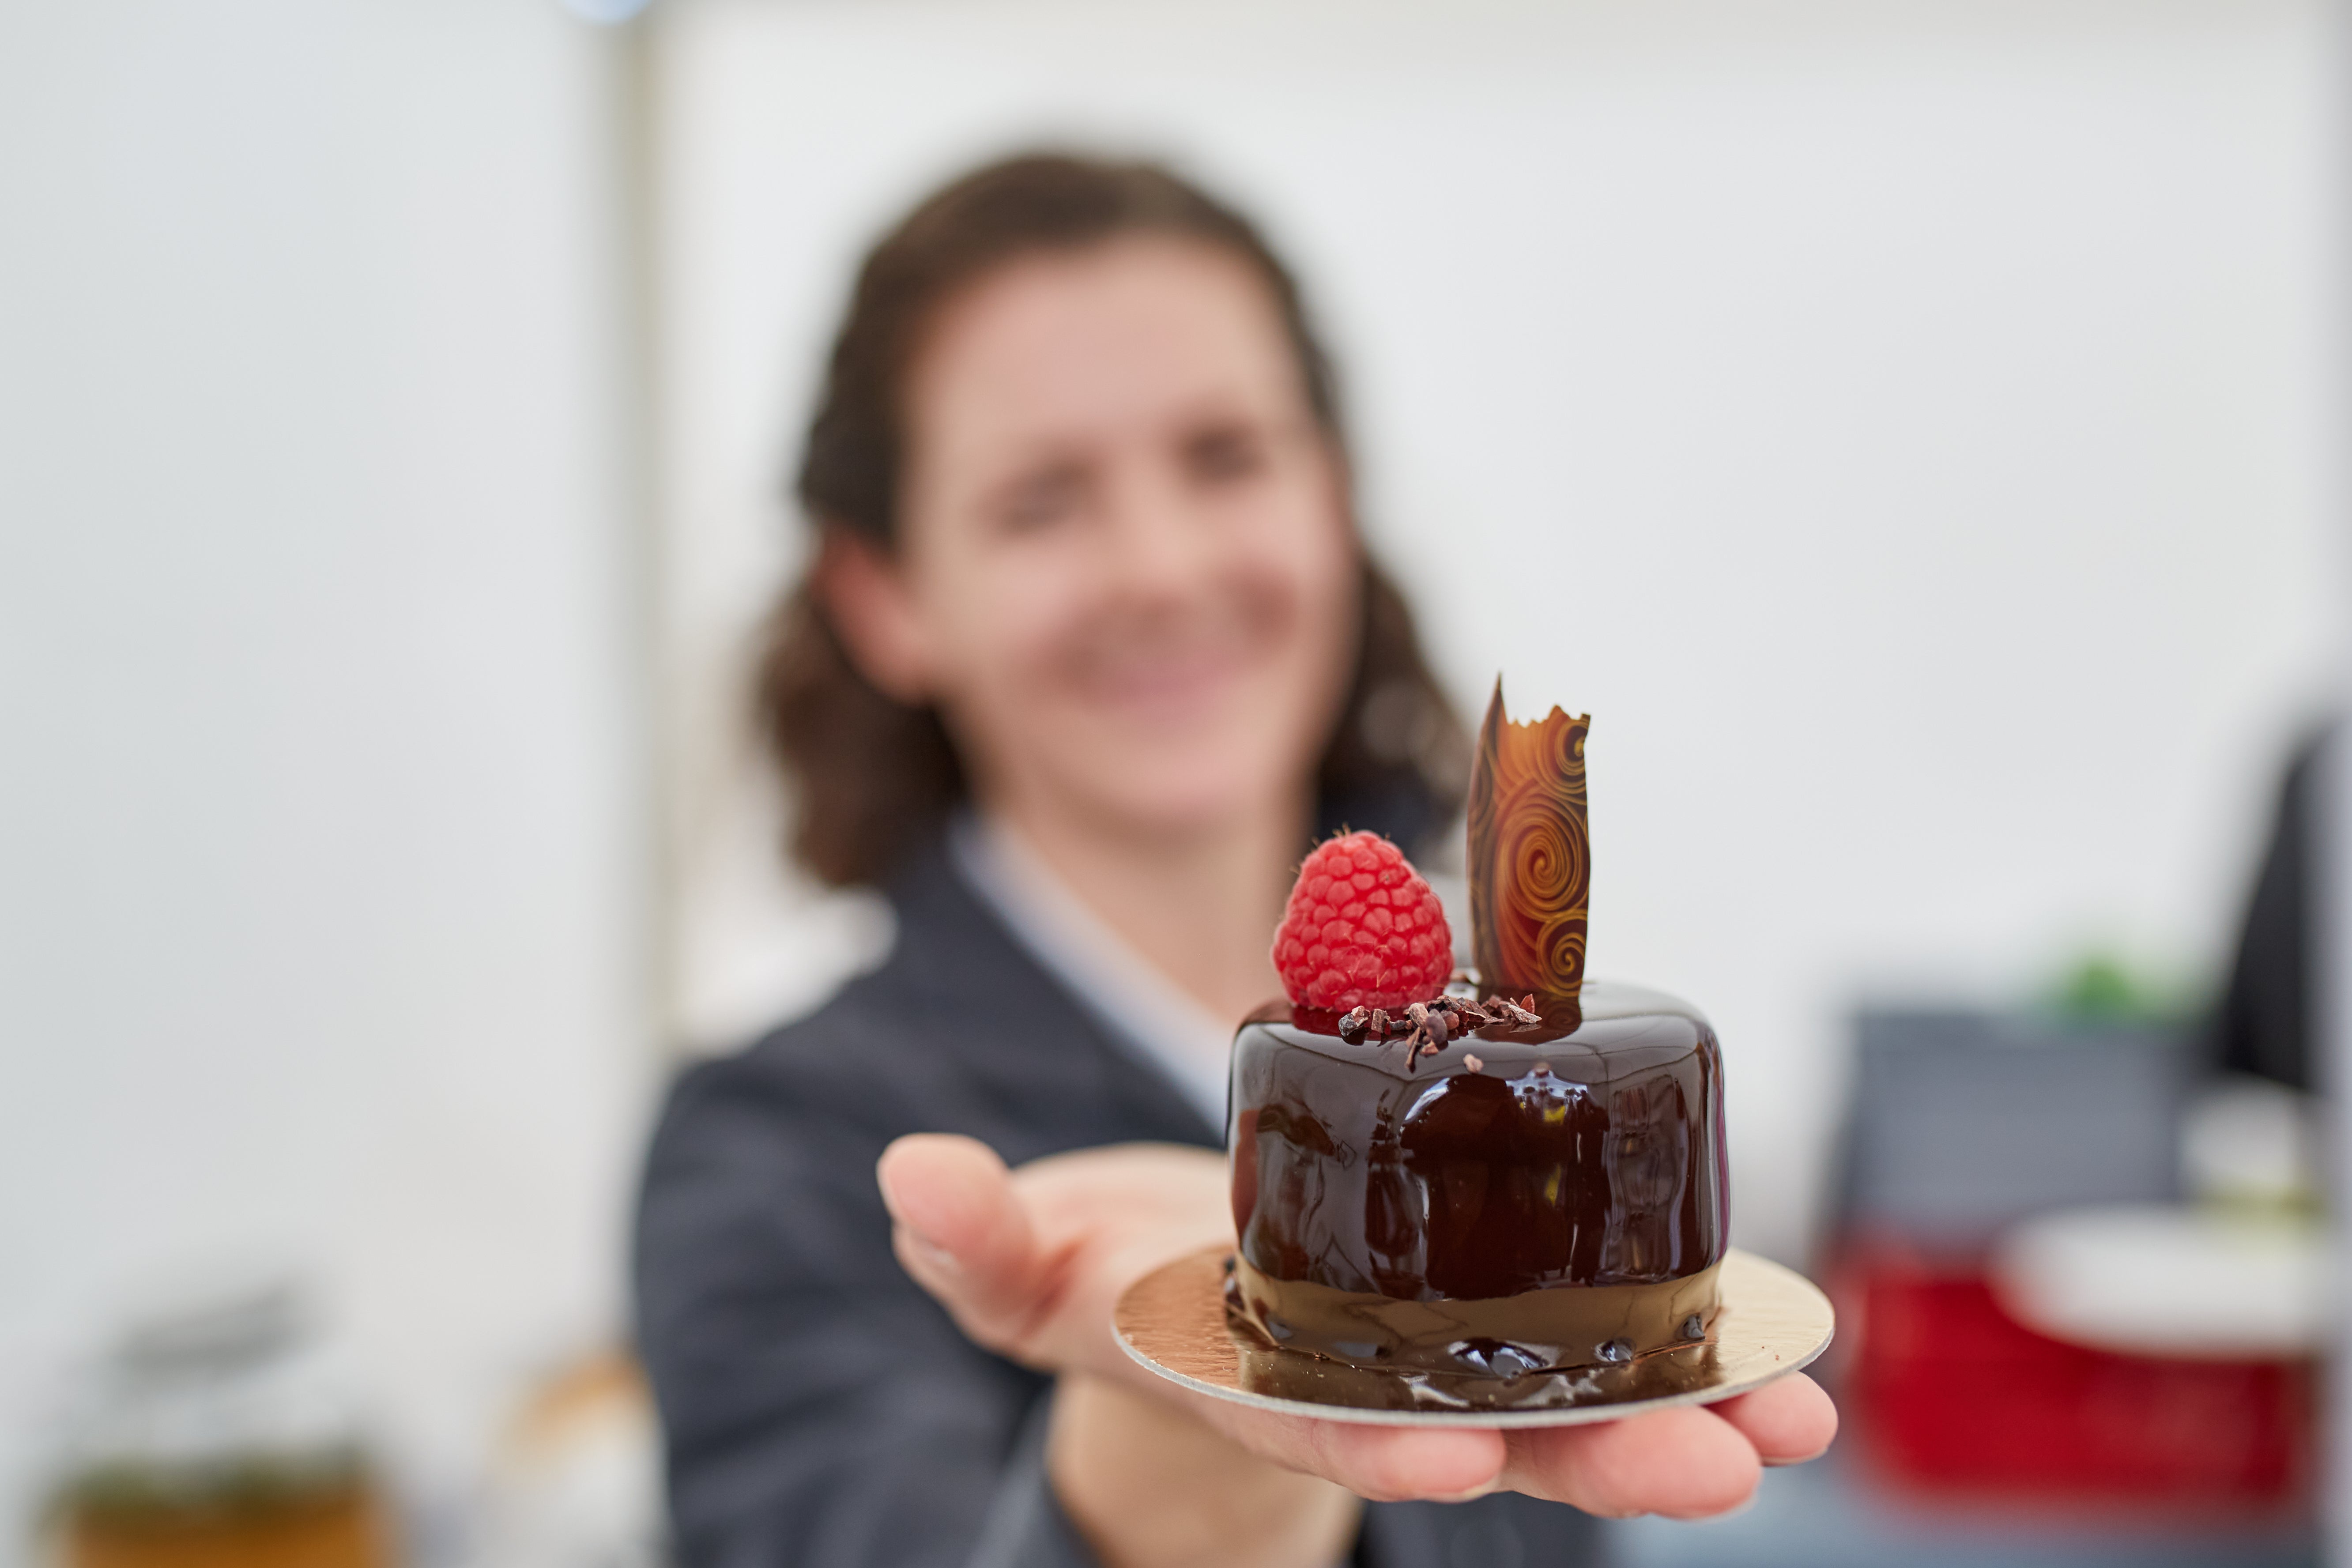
[1468,681,1591,999]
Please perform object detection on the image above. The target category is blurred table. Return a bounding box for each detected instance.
[1606,1448,2319,1568]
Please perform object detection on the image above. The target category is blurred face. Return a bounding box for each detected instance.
[827,235,1359,840]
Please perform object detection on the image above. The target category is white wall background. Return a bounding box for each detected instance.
[0,0,649,1551]
[3,0,2344,1555]
[650,0,2348,1266]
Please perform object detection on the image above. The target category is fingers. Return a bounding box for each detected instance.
[1500,1378,1836,1520]
[1708,1374,1838,1465]
[1206,1378,1832,1513]
[877,1134,1045,1354]
[883,1140,1239,1383]
[1017,1143,1232,1259]
[1503,1406,1760,1519]
[1191,1406,1508,1504]
[1299,1421,1507,1504]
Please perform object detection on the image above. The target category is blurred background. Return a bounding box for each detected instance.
[3,0,2344,1564]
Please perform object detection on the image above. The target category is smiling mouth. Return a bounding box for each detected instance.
[1070,614,1278,711]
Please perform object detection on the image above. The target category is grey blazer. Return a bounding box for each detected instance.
[633,838,1604,1568]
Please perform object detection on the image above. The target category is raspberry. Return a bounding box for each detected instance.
[1271,830,1454,1013]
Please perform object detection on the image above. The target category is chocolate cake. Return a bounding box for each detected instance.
[1226,685,1730,1378]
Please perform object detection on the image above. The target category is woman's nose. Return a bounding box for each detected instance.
[1099,465,1218,602]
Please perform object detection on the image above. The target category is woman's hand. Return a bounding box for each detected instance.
[876,1133,1836,1536]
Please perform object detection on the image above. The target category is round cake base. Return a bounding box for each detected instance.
[1115,1248,1832,1427]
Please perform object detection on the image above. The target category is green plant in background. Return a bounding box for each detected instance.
[2045,950,2200,1027]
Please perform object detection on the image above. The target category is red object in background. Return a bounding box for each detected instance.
[1834,1239,2314,1510]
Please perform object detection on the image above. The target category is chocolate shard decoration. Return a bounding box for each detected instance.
[1467,678,1591,1001]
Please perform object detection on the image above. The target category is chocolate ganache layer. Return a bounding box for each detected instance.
[1226,981,1729,1376]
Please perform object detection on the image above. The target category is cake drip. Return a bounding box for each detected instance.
[1229,1255,1721,1380]
[1225,985,1729,1372]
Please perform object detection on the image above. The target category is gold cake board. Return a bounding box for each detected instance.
[1115,1247,1832,1428]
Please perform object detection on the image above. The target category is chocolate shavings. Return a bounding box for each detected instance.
[1335,992,1546,1068]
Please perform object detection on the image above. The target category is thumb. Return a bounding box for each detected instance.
[877,1134,1046,1354]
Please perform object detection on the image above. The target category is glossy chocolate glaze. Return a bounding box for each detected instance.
[1227,980,1729,1375]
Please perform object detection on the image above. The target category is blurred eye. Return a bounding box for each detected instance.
[1182,423,1272,488]
[988,464,1088,537]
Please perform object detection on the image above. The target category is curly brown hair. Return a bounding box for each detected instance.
[759,152,1467,887]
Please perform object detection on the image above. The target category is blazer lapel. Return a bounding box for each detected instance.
[878,841,1220,1154]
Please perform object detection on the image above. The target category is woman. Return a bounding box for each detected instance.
[635,154,1833,1568]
